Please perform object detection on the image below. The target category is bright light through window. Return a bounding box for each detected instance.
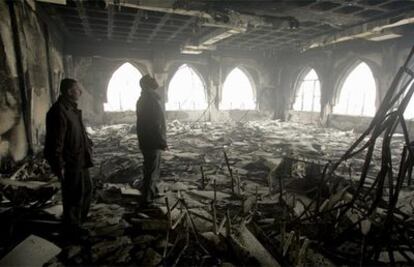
[220,67,256,110]
[403,80,414,120]
[333,62,376,117]
[165,64,207,110]
[104,62,143,111]
[293,69,321,112]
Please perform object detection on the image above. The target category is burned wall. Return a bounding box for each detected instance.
[280,37,414,130]
[66,56,152,125]
[0,1,64,166]
[68,50,278,124]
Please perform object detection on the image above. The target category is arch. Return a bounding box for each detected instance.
[220,67,256,110]
[104,62,144,111]
[165,64,208,110]
[333,61,377,117]
[292,68,321,112]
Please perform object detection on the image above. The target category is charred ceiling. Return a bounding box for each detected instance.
[36,0,414,54]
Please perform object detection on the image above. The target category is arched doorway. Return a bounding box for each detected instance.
[166,64,208,110]
[292,68,321,112]
[104,62,143,111]
[220,67,256,110]
[333,62,377,117]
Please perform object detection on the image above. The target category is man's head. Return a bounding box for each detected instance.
[60,78,82,102]
[140,75,159,91]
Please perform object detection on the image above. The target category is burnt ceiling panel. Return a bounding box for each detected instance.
[39,0,414,54]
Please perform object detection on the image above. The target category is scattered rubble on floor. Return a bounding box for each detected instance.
[1,120,413,266]
[0,235,61,267]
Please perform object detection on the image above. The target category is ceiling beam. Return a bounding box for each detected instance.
[73,0,93,36]
[64,39,180,58]
[59,9,189,27]
[247,31,282,49]
[304,10,414,51]
[146,13,171,43]
[231,29,272,48]
[107,4,114,39]
[126,10,143,43]
[165,16,196,43]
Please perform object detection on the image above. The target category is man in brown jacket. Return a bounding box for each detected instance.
[44,78,93,238]
[136,75,167,206]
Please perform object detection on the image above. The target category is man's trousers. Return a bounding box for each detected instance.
[141,149,161,203]
[61,168,93,229]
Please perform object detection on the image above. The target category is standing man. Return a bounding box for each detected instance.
[136,74,167,206]
[44,78,93,238]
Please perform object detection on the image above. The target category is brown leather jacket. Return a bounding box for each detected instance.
[136,89,167,150]
[44,96,93,174]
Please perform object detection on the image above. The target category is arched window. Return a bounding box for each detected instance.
[333,62,377,117]
[403,80,414,120]
[166,64,207,110]
[292,69,321,112]
[220,67,256,110]
[104,62,143,111]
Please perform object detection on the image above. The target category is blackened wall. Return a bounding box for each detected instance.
[0,1,64,165]
[67,50,279,124]
[279,37,414,131]
[1,1,413,166]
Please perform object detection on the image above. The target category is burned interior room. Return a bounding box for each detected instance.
[1,0,414,266]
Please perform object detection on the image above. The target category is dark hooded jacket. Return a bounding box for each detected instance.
[44,96,93,173]
[136,89,167,150]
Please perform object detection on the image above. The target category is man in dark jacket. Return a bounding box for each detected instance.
[44,78,93,237]
[136,75,167,205]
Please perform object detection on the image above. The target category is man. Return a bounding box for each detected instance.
[136,74,167,206]
[44,78,93,238]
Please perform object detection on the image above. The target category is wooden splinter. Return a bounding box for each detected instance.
[213,179,217,203]
[211,200,217,234]
[165,197,172,228]
[235,169,241,195]
[163,197,171,260]
[223,149,235,195]
[225,209,231,237]
[200,165,205,190]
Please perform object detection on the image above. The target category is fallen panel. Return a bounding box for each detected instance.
[0,235,61,266]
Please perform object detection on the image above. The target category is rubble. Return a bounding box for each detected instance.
[2,61,414,266]
[0,179,59,207]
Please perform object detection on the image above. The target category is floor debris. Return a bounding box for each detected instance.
[0,235,61,267]
[0,117,413,265]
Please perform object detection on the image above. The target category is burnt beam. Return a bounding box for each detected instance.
[64,40,179,58]
[146,13,171,43]
[107,4,114,39]
[126,10,143,43]
[74,0,93,36]
[247,32,282,49]
[165,16,196,43]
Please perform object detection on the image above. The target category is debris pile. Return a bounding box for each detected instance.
[1,116,413,265]
[0,154,59,208]
[1,46,414,265]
